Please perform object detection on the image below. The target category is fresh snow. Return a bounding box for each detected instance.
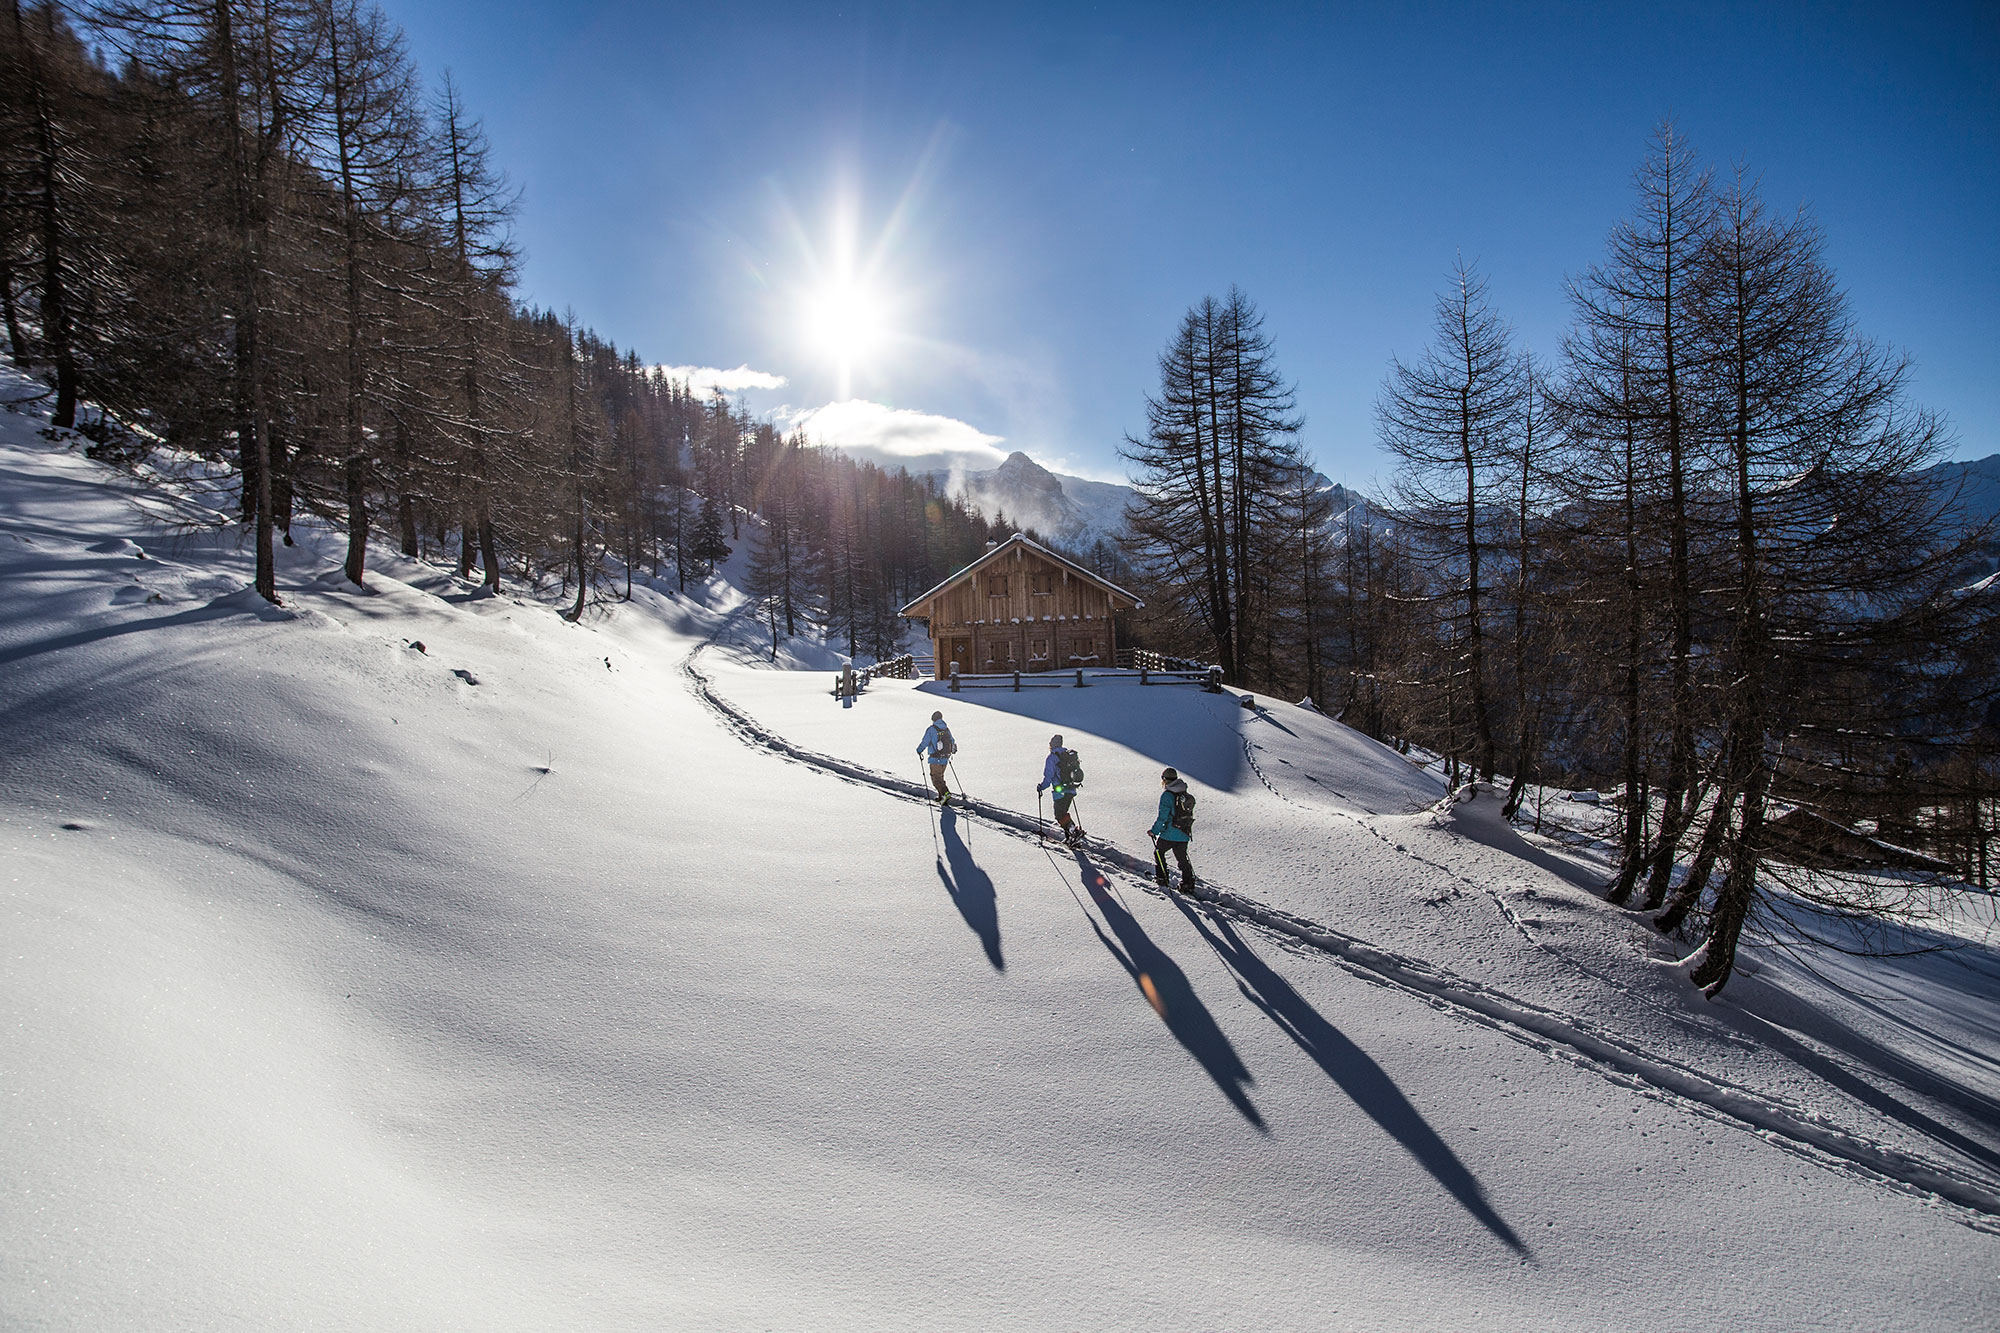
[4,370,1998,1329]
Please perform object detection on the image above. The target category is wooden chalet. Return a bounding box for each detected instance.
[899,534,1142,679]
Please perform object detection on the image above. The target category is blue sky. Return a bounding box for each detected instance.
[390,0,1998,488]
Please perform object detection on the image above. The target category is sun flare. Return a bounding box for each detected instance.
[804,280,889,364]
[775,171,933,398]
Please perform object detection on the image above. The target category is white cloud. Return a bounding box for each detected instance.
[654,363,788,394]
[792,399,1007,475]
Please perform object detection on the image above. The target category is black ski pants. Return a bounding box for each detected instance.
[1153,837,1194,889]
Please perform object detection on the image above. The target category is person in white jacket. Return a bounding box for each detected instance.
[916,711,956,804]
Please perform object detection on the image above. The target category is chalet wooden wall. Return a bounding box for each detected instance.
[907,543,1125,678]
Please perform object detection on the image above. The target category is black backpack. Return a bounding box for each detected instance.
[1056,748,1084,788]
[1171,789,1196,835]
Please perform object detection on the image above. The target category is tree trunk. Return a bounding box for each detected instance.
[1607,410,1646,904]
[1641,135,1701,911]
[211,0,276,601]
[15,2,77,427]
[1690,761,1768,995]
[0,252,28,361]
[1657,763,1741,936]
[328,17,370,589]
[1460,394,1494,782]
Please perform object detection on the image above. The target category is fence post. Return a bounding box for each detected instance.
[1140,667,1148,686]
[1075,668,1085,688]
[1012,669,1021,692]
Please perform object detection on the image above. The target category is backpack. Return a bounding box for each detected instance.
[939,727,957,757]
[1171,789,1196,835]
[1056,748,1084,788]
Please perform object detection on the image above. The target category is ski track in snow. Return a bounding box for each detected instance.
[684,624,2000,1233]
[1228,716,1770,1059]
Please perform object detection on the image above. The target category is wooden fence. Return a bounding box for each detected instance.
[830,654,916,697]
[945,660,1223,692]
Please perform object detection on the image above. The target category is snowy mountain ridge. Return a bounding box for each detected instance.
[929,451,1135,549]
[933,450,1392,552]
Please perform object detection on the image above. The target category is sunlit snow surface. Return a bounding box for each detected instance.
[3,371,1998,1330]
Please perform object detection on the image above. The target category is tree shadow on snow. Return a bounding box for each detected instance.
[1170,895,1529,1255]
[1071,851,1265,1130]
[1720,922,2000,1176]
[1726,995,2000,1178]
[0,595,285,669]
[1248,708,1298,738]
[938,809,1004,971]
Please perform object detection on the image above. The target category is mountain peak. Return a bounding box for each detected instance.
[996,450,1049,476]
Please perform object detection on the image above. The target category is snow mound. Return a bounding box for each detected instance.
[1423,782,1606,893]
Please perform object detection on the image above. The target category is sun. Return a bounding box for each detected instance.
[805,279,888,365]
[773,171,930,397]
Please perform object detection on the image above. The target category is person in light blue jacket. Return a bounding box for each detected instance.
[1037,734,1083,846]
[917,711,956,804]
[1148,767,1196,893]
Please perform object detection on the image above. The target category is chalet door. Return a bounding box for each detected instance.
[947,637,973,675]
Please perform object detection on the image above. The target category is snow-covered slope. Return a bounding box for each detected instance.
[5,376,1999,1330]
[704,663,2000,1203]
[1921,451,2000,530]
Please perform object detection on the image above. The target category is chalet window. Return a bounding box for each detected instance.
[1030,573,1053,596]
[987,576,1009,598]
[1031,637,1048,661]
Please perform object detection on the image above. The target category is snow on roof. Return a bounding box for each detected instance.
[897,532,1143,617]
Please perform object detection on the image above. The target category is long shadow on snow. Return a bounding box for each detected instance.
[1720,917,2000,1172]
[0,593,289,668]
[1726,997,2000,1178]
[938,809,1004,971]
[1169,893,1529,1254]
[1070,850,1265,1130]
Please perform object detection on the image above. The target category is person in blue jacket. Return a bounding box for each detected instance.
[1148,767,1196,893]
[917,711,956,804]
[1036,733,1083,846]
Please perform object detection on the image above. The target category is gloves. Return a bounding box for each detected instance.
[1036,782,1047,793]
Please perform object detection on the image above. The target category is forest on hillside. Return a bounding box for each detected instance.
[0,0,1043,658]
[1116,129,2000,991]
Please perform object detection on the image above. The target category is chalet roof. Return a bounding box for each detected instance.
[1762,807,1954,874]
[897,533,1143,618]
